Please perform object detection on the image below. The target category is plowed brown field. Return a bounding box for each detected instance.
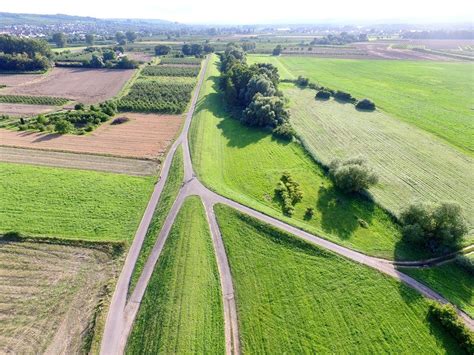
[1,67,135,104]
[0,113,182,159]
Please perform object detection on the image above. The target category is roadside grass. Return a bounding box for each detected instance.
[248,55,474,155]
[0,238,117,354]
[128,146,184,294]
[126,196,225,354]
[190,55,423,261]
[214,204,463,354]
[282,86,474,230]
[0,162,154,242]
[400,262,474,318]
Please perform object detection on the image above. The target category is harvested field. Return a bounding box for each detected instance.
[0,146,158,176]
[124,52,154,62]
[0,103,56,116]
[0,239,117,354]
[0,113,182,160]
[1,67,136,104]
[0,72,43,87]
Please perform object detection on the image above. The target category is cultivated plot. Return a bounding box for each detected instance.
[1,67,136,104]
[0,112,182,160]
[0,162,154,241]
[127,196,224,354]
[215,204,463,354]
[0,239,117,354]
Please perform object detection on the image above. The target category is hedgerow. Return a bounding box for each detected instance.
[0,95,70,106]
[142,65,200,77]
[117,79,194,114]
[159,57,202,65]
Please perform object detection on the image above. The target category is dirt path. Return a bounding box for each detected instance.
[100,54,473,355]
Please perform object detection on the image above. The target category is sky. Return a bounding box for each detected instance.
[1,0,473,24]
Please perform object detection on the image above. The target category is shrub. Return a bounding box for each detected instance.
[315,90,331,100]
[356,98,376,110]
[272,122,295,140]
[400,201,468,249]
[305,207,315,219]
[74,103,85,110]
[296,76,309,87]
[329,156,378,193]
[334,90,354,102]
[456,255,474,275]
[54,119,73,134]
[275,172,303,216]
[428,302,474,353]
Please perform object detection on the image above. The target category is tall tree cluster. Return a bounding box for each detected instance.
[219,44,292,137]
[0,35,52,71]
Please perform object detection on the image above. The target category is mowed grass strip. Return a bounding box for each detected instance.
[128,146,184,294]
[127,196,225,354]
[248,55,474,155]
[214,204,463,354]
[400,262,474,318]
[283,87,474,229]
[190,55,419,260]
[0,162,154,241]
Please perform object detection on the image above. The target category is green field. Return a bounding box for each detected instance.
[400,261,474,318]
[282,86,474,229]
[248,55,474,155]
[129,146,184,294]
[190,55,426,261]
[127,196,225,354]
[0,162,154,241]
[214,204,462,353]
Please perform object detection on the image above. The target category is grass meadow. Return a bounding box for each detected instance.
[283,86,474,230]
[190,55,425,261]
[214,204,462,354]
[400,262,474,318]
[0,162,154,241]
[126,196,225,354]
[248,55,474,155]
[128,146,184,294]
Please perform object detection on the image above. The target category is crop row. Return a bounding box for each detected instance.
[117,80,195,114]
[142,65,200,77]
[0,94,70,106]
[159,57,202,65]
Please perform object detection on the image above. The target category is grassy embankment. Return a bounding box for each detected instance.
[127,196,225,354]
[215,204,463,354]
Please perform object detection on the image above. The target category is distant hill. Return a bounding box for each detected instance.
[0,12,175,27]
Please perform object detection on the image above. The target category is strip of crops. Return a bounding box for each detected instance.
[0,94,70,106]
[142,65,200,77]
[160,57,202,65]
[117,79,195,113]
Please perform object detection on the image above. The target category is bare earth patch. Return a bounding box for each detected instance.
[1,67,136,104]
[0,146,159,176]
[0,103,56,116]
[0,113,182,160]
[0,72,44,87]
[0,240,117,354]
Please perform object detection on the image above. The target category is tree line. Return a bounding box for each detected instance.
[0,35,52,72]
[219,43,294,139]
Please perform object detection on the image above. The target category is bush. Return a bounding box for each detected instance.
[54,119,73,134]
[305,207,315,219]
[296,76,309,87]
[334,90,354,102]
[111,117,130,125]
[74,103,85,110]
[272,122,295,140]
[329,156,378,193]
[456,255,474,275]
[356,98,376,110]
[275,172,303,216]
[315,90,331,100]
[428,302,474,353]
[400,201,468,249]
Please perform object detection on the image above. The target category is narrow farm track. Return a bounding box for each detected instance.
[100,55,473,355]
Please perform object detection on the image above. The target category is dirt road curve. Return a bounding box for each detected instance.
[100,55,473,355]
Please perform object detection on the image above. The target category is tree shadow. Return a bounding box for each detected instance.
[316,185,375,240]
[32,132,61,142]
